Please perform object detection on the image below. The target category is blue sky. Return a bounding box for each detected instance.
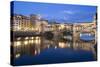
[11,1,97,23]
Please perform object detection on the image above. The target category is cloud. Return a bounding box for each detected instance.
[61,10,75,14]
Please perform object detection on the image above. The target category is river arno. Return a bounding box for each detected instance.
[11,35,97,66]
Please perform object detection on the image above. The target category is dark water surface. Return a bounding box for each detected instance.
[11,36,97,66]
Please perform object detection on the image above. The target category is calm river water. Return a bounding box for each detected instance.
[11,36,97,66]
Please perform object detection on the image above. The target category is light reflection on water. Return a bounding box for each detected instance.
[11,36,97,65]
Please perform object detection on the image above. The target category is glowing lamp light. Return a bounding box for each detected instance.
[14,41,21,47]
[55,46,57,49]
[31,37,34,39]
[59,42,66,48]
[24,41,28,45]
[17,37,21,40]
[15,53,20,58]
[29,40,34,44]
[35,50,37,55]
[35,39,41,44]
[25,37,29,40]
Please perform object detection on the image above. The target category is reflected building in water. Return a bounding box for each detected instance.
[12,36,96,60]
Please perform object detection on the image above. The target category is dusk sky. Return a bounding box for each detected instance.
[11,1,97,23]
